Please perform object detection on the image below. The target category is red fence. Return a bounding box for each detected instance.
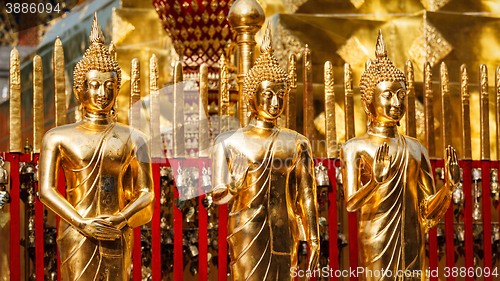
[2,152,497,280]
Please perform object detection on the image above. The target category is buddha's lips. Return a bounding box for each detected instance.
[269,107,279,115]
[96,98,108,105]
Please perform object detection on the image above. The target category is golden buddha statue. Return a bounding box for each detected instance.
[39,13,154,281]
[340,30,460,281]
[212,25,319,281]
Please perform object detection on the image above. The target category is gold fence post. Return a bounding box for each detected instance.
[344,63,355,141]
[199,63,210,158]
[303,45,315,142]
[287,53,297,131]
[405,60,416,138]
[150,54,162,159]
[54,36,67,127]
[325,61,337,159]
[460,64,472,159]
[424,61,435,157]
[219,55,230,134]
[173,61,185,158]
[130,58,141,129]
[440,62,452,151]
[480,64,490,160]
[9,48,21,153]
[33,55,44,154]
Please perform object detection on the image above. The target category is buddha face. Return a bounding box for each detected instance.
[252,81,286,120]
[82,70,118,114]
[372,81,406,123]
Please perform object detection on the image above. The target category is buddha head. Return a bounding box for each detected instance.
[73,13,121,116]
[360,30,406,126]
[243,24,289,121]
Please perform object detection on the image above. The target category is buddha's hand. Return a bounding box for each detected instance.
[77,218,121,241]
[98,213,128,230]
[228,152,250,195]
[445,145,460,189]
[373,142,392,184]
[306,239,320,279]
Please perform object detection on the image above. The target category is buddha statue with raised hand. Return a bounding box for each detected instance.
[39,13,154,280]
[340,30,460,281]
[212,25,320,280]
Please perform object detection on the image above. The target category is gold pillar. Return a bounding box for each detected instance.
[480,64,490,160]
[286,53,297,130]
[227,0,265,127]
[424,61,435,157]
[325,61,337,159]
[53,36,67,127]
[405,60,416,138]
[303,45,315,141]
[219,55,230,134]
[173,61,185,158]
[33,55,44,154]
[150,54,161,158]
[460,64,472,159]
[199,63,210,158]
[130,58,141,129]
[344,63,355,141]
[9,48,21,153]
[440,62,452,151]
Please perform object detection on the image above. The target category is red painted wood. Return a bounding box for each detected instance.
[4,153,20,281]
[218,205,228,281]
[429,160,438,281]
[481,160,492,281]
[198,159,208,281]
[151,162,161,281]
[328,159,339,281]
[347,212,358,281]
[462,160,473,281]
[133,227,142,281]
[33,154,44,281]
[173,159,184,281]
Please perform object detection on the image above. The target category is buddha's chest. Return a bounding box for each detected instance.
[61,131,130,172]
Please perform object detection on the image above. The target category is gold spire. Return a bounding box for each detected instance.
[260,23,272,53]
[375,29,387,58]
[89,12,105,44]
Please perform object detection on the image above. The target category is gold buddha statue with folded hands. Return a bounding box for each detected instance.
[39,13,154,281]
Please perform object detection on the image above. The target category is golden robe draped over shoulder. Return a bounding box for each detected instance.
[356,136,436,281]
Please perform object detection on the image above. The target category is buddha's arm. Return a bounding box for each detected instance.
[212,137,233,205]
[39,131,120,240]
[39,131,84,228]
[120,133,154,229]
[419,146,451,230]
[296,139,320,274]
[341,147,377,212]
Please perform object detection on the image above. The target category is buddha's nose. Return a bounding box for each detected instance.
[271,94,278,107]
[98,85,106,98]
[391,95,401,108]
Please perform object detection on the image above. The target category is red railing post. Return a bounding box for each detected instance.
[151,159,162,281]
[429,160,438,281]
[198,158,208,281]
